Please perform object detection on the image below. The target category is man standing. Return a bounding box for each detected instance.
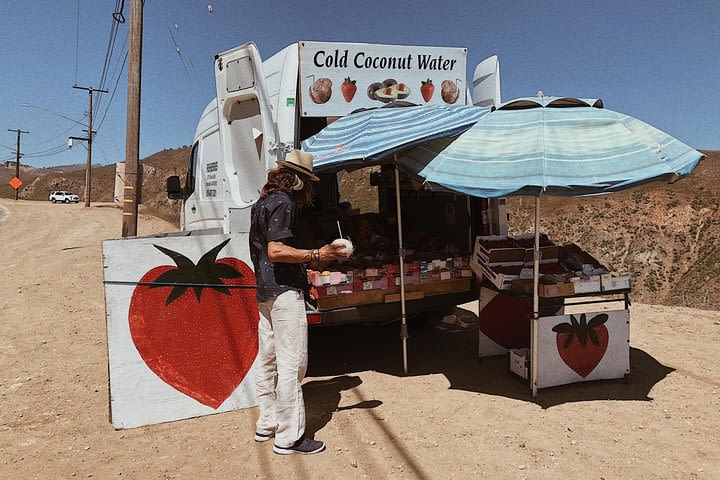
[249,150,347,455]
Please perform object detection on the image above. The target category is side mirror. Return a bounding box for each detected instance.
[166,176,183,200]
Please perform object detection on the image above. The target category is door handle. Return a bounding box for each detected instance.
[191,205,196,213]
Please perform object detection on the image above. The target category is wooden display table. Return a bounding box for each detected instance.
[316,278,471,311]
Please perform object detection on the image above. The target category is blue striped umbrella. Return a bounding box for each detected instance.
[301,104,489,172]
[398,97,704,197]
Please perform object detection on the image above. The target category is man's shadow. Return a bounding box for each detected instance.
[302,375,382,438]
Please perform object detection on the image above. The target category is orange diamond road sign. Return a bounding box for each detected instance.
[9,177,23,190]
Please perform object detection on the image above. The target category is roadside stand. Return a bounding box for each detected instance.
[397,94,704,396]
[304,95,704,396]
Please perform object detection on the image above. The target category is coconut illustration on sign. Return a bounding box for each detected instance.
[441,79,460,104]
[309,76,332,104]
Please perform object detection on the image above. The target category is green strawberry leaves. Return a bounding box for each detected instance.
[151,239,243,305]
[552,313,608,349]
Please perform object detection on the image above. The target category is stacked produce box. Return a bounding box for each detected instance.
[470,234,631,296]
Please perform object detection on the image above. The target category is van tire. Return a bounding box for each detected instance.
[64,199,70,203]
[51,199,57,204]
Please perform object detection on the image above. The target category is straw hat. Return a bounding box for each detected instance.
[277,149,319,181]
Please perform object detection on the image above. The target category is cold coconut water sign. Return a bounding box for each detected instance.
[300,41,467,117]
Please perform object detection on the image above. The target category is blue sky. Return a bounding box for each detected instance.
[1,0,718,168]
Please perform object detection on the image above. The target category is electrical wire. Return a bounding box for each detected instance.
[95,49,128,134]
[94,0,124,114]
[26,120,86,148]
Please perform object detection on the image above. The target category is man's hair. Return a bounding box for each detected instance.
[260,167,314,207]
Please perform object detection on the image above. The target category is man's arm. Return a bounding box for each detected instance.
[267,241,347,264]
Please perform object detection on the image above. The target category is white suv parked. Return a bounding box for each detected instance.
[49,191,80,203]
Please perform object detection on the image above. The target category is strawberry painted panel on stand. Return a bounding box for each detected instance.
[536,310,630,389]
[102,233,260,429]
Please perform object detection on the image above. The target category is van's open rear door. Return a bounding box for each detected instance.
[471,55,501,108]
[214,42,278,207]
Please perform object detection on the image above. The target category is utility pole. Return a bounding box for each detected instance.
[72,85,108,207]
[122,0,143,237]
[7,129,29,201]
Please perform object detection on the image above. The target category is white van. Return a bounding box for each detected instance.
[163,41,505,325]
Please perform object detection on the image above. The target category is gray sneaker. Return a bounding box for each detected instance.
[273,436,326,455]
[254,431,275,443]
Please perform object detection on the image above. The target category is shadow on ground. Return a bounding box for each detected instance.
[302,375,382,438]
[307,308,675,409]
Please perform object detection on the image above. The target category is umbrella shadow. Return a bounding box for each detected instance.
[307,308,675,409]
[302,375,383,438]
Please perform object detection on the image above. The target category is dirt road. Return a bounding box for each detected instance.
[1,199,719,479]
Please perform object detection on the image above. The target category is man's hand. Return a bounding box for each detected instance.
[319,243,349,261]
[267,241,350,264]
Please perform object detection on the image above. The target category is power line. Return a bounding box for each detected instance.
[95,49,128,133]
[25,116,88,148]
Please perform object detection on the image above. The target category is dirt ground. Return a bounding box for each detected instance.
[1,198,719,479]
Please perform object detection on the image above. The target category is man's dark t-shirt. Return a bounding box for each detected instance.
[249,192,308,303]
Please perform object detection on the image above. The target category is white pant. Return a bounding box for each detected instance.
[255,290,308,447]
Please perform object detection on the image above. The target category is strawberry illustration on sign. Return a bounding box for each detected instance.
[128,239,259,409]
[420,79,435,102]
[341,77,357,102]
[552,313,609,378]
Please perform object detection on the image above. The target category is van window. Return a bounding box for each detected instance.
[186,142,198,195]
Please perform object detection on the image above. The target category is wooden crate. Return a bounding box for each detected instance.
[316,278,471,311]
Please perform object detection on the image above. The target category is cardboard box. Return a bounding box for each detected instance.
[509,348,530,380]
[316,282,354,297]
[359,276,389,291]
[511,278,581,298]
[480,263,519,291]
[601,274,632,291]
[571,275,602,294]
[393,271,420,286]
[540,282,576,297]
[420,271,442,284]
[474,235,526,266]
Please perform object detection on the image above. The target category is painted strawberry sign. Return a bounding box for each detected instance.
[552,313,609,378]
[128,239,259,409]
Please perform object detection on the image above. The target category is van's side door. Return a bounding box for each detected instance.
[183,130,225,231]
[214,42,279,218]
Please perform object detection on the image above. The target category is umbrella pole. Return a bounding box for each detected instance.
[394,161,409,376]
[531,195,540,397]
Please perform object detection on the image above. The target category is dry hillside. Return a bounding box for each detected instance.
[2,147,190,225]
[508,151,719,311]
[5,148,717,310]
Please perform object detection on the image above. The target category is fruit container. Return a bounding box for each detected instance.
[474,235,525,266]
[315,282,354,297]
[393,272,420,286]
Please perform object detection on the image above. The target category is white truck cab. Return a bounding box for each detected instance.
[169,42,504,236]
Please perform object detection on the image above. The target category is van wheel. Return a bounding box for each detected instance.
[51,199,57,204]
[64,199,70,203]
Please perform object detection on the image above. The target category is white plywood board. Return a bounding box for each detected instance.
[103,233,259,429]
[536,309,629,389]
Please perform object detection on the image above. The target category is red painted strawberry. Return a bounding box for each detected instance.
[420,78,435,102]
[128,239,259,409]
[341,77,357,102]
[552,313,608,378]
